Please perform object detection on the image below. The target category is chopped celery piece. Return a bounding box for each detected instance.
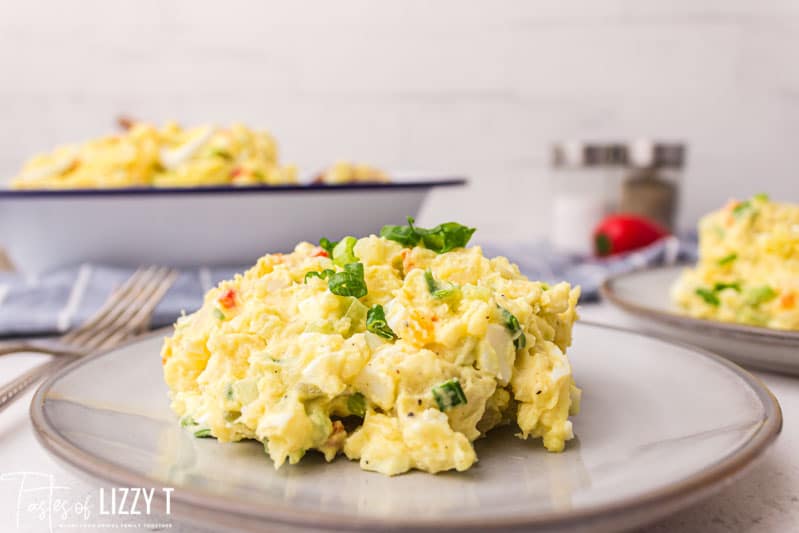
[233,378,258,403]
[745,286,778,306]
[347,392,366,417]
[332,236,359,266]
[343,298,368,334]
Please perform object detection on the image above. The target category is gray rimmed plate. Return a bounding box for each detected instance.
[31,323,781,532]
[601,265,799,376]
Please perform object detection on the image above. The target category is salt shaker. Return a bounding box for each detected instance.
[550,142,626,256]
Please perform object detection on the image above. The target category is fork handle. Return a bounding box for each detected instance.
[0,341,36,357]
[0,340,78,358]
[0,357,74,413]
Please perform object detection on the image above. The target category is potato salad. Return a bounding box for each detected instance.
[672,194,799,330]
[162,219,581,475]
[11,122,297,189]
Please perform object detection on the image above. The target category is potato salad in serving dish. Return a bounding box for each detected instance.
[161,219,581,476]
[11,121,298,189]
[672,194,799,331]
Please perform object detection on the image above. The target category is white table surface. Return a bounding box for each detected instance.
[0,303,796,533]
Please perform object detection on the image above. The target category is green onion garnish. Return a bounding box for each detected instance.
[380,217,476,254]
[499,306,526,350]
[713,282,741,293]
[366,304,397,340]
[732,201,753,219]
[432,379,467,411]
[717,253,738,266]
[194,428,214,438]
[305,263,368,298]
[213,308,226,320]
[424,270,460,299]
[695,288,720,306]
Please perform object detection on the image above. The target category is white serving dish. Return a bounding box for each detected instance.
[0,178,465,273]
[601,265,799,375]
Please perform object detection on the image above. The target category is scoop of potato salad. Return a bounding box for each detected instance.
[162,219,581,475]
[672,194,799,330]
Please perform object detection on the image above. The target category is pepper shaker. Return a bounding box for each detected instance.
[619,140,685,230]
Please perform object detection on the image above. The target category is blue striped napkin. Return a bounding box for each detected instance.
[0,237,696,337]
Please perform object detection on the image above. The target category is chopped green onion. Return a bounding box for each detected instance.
[210,148,233,160]
[331,236,359,267]
[732,201,753,219]
[432,379,467,411]
[540,282,550,291]
[713,282,741,293]
[745,286,778,306]
[213,308,226,320]
[753,193,770,202]
[180,415,196,427]
[717,253,738,266]
[424,270,460,299]
[695,288,720,306]
[499,306,526,349]
[366,304,397,340]
[380,217,476,253]
[305,269,334,283]
[194,428,214,438]
[347,392,366,417]
[319,237,338,256]
[225,384,234,400]
[328,262,368,298]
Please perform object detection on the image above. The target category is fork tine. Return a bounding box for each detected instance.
[62,266,163,348]
[61,266,157,346]
[60,266,153,344]
[79,267,176,352]
[95,269,179,351]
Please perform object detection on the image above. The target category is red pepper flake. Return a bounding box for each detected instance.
[218,288,236,309]
[230,167,243,178]
[312,249,329,257]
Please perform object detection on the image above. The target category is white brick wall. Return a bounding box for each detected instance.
[1,0,798,241]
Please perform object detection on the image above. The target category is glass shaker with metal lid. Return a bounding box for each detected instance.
[619,140,685,230]
[550,141,626,256]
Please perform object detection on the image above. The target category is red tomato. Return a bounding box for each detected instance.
[593,214,669,257]
[218,288,236,308]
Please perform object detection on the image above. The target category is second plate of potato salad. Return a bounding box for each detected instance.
[162,219,581,476]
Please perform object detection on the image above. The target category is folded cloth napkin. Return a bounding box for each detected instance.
[479,235,697,301]
[0,237,696,337]
[0,265,244,337]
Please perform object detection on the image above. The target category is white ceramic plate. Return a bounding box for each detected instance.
[601,265,799,376]
[31,323,781,532]
[0,177,465,273]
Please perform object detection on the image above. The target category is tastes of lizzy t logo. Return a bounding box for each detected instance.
[0,471,174,531]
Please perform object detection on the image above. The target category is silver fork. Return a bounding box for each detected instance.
[0,266,179,412]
